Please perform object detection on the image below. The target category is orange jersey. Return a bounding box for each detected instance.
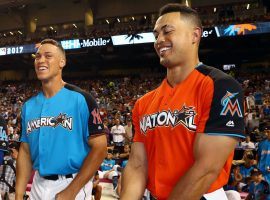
[133,65,245,199]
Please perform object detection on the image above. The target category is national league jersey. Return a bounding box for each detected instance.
[133,64,245,199]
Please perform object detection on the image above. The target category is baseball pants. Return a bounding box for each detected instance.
[149,188,228,200]
[30,171,93,200]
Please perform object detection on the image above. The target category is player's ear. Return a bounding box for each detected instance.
[192,27,202,44]
[59,58,66,69]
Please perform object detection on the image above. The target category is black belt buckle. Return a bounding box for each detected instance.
[43,174,73,181]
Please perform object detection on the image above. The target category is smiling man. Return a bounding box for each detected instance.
[15,39,107,200]
[120,3,245,200]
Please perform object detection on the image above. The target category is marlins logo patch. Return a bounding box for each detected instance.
[140,105,197,135]
[220,91,243,117]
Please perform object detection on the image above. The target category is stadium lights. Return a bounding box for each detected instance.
[106,19,109,24]
[214,7,217,13]
[247,4,250,10]
[117,18,120,23]
[18,31,22,35]
[10,32,13,35]
[73,24,77,28]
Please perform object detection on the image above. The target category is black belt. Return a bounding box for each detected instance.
[43,174,73,181]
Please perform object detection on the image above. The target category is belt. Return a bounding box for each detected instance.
[43,174,73,181]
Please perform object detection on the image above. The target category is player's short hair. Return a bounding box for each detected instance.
[159,3,202,29]
[40,38,66,58]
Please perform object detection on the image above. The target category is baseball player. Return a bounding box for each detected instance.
[15,39,107,200]
[121,3,245,200]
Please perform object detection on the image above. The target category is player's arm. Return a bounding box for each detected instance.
[15,142,33,200]
[168,73,245,199]
[168,134,237,200]
[120,142,148,200]
[56,134,107,200]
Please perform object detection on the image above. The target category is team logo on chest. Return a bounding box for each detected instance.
[140,105,197,134]
[27,113,73,134]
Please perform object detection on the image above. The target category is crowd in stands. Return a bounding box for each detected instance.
[0,72,269,199]
[1,2,270,47]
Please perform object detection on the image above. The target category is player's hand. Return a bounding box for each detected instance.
[55,189,76,200]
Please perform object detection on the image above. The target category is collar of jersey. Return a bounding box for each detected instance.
[157,62,204,96]
[39,86,66,101]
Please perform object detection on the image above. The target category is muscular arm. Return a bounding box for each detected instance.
[15,142,32,200]
[57,134,107,199]
[168,134,237,200]
[120,142,147,200]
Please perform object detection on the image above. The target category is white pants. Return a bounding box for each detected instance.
[98,170,118,180]
[203,188,228,200]
[30,171,93,200]
[98,165,120,179]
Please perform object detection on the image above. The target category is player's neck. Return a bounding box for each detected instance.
[41,77,65,98]
[166,59,200,88]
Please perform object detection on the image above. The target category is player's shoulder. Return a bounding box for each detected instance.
[196,64,242,89]
[64,83,88,96]
[64,83,94,99]
[64,83,96,104]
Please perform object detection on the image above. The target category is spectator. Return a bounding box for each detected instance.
[239,151,256,181]
[92,171,102,200]
[246,93,256,110]
[246,169,270,200]
[241,136,255,150]
[0,115,8,166]
[99,149,120,191]
[257,127,270,183]
[124,119,133,143]
[224,165,242,192]
[110,118,125,153]
[0,142,19,200]
[119,144,131,161]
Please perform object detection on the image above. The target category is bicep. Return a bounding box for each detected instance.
[19,142,31,155]
[128,142,147,169]
[88,134,107,149]
[194,133,238,172]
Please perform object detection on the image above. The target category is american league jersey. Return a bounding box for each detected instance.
[20,84,104,176]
